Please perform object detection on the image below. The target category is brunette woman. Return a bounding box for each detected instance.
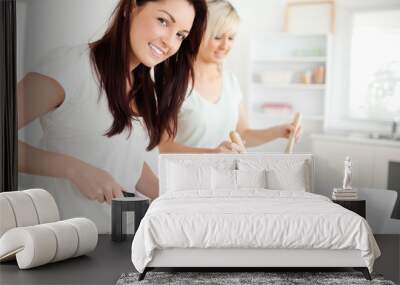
[17,0,207,233]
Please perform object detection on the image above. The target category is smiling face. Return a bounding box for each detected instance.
[129,0,195,68]
[198,29,237,64]
[196,0,240,65]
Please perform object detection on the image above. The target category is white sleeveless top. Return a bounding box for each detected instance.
[174,71,243,148]
[32,45,158,233]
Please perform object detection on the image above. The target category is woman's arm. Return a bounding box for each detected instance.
[236,103,301,148]
[159,135,244,154]
[18,73,123,203]
[159,140,216,154]
[18,72,67,175]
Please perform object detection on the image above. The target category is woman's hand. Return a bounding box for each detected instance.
[65,160,124,204]
[277,123,302,142]
[214,141,246,153]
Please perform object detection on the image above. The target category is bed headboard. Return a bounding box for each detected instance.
[159,153,314,195]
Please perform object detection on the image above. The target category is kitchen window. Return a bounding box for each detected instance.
[348,10,400,122]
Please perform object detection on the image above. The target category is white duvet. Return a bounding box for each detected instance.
[131,190,380,273]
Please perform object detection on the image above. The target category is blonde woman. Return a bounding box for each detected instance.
[159,0,301,154]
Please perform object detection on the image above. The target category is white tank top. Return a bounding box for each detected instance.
[31,45,157,233]
[174,71,243,148]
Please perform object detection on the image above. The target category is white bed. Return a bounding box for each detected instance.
[131,154,380,280]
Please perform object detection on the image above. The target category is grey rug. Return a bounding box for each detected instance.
[116,272,396,285]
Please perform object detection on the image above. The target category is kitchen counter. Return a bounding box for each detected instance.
[312,134,400,148]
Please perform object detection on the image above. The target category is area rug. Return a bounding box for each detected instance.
[116,271,396,285]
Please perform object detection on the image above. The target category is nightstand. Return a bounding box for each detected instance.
[111,197,150,242]
[332,199,366,218]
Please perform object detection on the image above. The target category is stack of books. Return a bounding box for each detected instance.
[332,188,358,200]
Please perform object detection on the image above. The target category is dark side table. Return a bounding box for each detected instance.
[112,197,150,242]
[332,199,366,218]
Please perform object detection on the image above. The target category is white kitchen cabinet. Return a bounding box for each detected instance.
[312,135,400,195]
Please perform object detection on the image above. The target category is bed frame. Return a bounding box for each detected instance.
[138,154,372,281]
[140,248,370,280]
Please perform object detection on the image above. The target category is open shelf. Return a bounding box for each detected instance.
[254,56,326,63]
[247,33,332,136]
[253,83,326,90]
[253,113,324,122]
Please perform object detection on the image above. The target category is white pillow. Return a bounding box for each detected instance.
[212,168,237,190]
[212,169,268,190]
[167,162,212,191]
[267,167,306,191]
[237,169,268,189]
[237,159,309,192]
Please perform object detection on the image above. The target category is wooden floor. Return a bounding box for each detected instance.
[0,235,398,285]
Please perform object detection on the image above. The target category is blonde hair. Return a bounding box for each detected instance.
[205,0,240,43]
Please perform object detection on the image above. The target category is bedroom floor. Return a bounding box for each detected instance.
[0,235,398,285]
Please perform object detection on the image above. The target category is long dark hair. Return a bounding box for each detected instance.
[90,0,207,150]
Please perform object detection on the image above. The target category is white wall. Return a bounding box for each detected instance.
[16,1,27,81]
[19,0,117,73]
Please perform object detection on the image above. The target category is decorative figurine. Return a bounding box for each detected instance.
[342,156,352,190]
